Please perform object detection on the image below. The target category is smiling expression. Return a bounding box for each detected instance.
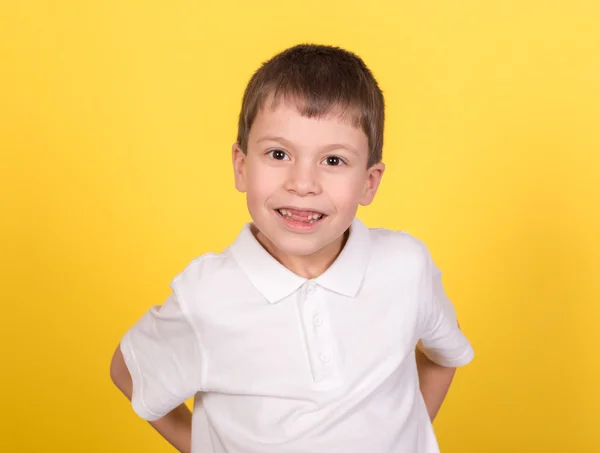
[232,100,385,276]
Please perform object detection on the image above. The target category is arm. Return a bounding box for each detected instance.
[415,347,456,422]
[110,346,192,453]
[415,242,474,421]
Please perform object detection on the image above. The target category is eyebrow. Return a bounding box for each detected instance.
[256,135,360,156]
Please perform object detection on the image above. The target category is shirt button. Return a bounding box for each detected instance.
[320,353,331,363]
[313,315,323,327]
[306,282,316,295]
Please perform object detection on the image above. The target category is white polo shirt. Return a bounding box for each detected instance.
[120,218,474,453]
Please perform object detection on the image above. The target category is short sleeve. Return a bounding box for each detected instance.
[417,244,474,367]
[120,292,203,421]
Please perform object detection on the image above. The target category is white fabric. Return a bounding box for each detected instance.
[120,218,474,452]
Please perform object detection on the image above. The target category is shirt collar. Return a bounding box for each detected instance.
[229,218,371,304]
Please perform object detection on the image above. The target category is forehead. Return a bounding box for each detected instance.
[249,98,369,152]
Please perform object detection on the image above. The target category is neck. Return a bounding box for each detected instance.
[252,227,349,279]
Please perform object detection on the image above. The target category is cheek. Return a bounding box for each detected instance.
[327,173,366,204]
[246,164,281,204]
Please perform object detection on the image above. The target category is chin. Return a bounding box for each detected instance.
[270,234,329,257]
[253,224,328,257]
[250,208,349,257]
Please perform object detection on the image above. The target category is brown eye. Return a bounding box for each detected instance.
[323,156,343,166]
[268,149,289,160]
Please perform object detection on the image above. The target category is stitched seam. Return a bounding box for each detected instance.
[121,334,162,420]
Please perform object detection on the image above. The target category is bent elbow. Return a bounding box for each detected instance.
[110,345,133,398]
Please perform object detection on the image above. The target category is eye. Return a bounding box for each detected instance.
[267,149,289,161]
[322,155,345,166]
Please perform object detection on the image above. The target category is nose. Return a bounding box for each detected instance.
[284,161,321,196]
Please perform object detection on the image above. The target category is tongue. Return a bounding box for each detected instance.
[285,209,320,223]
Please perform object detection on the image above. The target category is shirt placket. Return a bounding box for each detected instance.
[296,280,341,385]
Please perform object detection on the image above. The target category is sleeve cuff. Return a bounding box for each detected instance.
[120,332,164,422]
[419,342,475,368]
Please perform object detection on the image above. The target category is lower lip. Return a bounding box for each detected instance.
[275,210,326,232]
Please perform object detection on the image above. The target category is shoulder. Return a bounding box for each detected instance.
[172,250,233,285]
[169,249,241,306]
[367,226,432,268]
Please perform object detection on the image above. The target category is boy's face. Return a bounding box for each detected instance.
[232,101,384,268]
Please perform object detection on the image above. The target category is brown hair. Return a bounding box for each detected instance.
[236,44,385,167]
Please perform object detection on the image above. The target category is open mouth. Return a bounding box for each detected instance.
[276,208,326,224]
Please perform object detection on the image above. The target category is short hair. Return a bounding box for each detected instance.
[236,44,385,167]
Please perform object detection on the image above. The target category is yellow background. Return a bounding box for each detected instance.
[1,1,598,452]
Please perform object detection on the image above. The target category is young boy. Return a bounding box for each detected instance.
[110,43,474,453]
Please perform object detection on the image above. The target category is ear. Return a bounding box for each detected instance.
[232,142,247,193]
[359,162,385,206]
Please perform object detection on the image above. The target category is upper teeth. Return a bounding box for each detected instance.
[279,209,323,220]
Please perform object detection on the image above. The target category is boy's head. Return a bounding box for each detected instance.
[232,44,386,269]
[236,44,385,168]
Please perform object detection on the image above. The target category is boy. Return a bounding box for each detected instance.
[110,43,474,453]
